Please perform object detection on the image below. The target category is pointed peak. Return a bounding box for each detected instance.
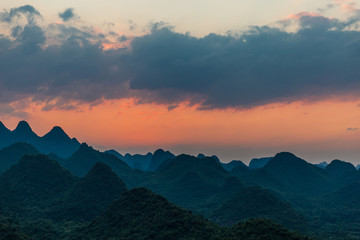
[49,126,66,134]
[43,126,70,140]
[14,120,32,132]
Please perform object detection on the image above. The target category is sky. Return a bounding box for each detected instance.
[0,0,360,164]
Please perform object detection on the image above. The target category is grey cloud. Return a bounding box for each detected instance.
[347,128,359,131]
[0,5,40,24]
[59,8,76,22]
[1,6,360,111]
[124,22,360,108]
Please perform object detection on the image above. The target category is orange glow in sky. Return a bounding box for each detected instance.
[2,98,360,164]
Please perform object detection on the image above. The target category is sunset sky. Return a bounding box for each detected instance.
[1,0,360,164]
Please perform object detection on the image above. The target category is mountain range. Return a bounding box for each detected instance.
[0,121,360,239]
[0,121,80,158]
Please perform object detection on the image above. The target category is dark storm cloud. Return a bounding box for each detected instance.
[125,20,360,108]
[59,8,76,22]
[1,5,360,110]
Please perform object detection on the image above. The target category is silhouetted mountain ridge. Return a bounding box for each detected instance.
[0,121,80,158]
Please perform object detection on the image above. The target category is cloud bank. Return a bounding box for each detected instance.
[1,5,360,111]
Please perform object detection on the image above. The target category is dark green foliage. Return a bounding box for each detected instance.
[146,154,236,209]
[211,186,307,230]
[68,188,312,240]
[0,154,77,208]
[0,223,32,240]
[70,188,221,240]
[0,142,39,173]
[48,162,127,221]
[229,219,311,240]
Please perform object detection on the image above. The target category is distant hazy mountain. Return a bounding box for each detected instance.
[197,153,220,162]
[63,143,145,187]
[0,121,80,158]
[325,159,356,177]
[238,152,334,195]
[148,149,175,171]
[230,163,251,177]
[123,152,153,170]
[104,149,125,161]
[249,157,272,169]
[0,142,39,173]
[40,126,80,158]
[314,161,328,169]
[221,160,248,171]
[48,162,127,221]
[261,152,333,194]
[106,149,176,172]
